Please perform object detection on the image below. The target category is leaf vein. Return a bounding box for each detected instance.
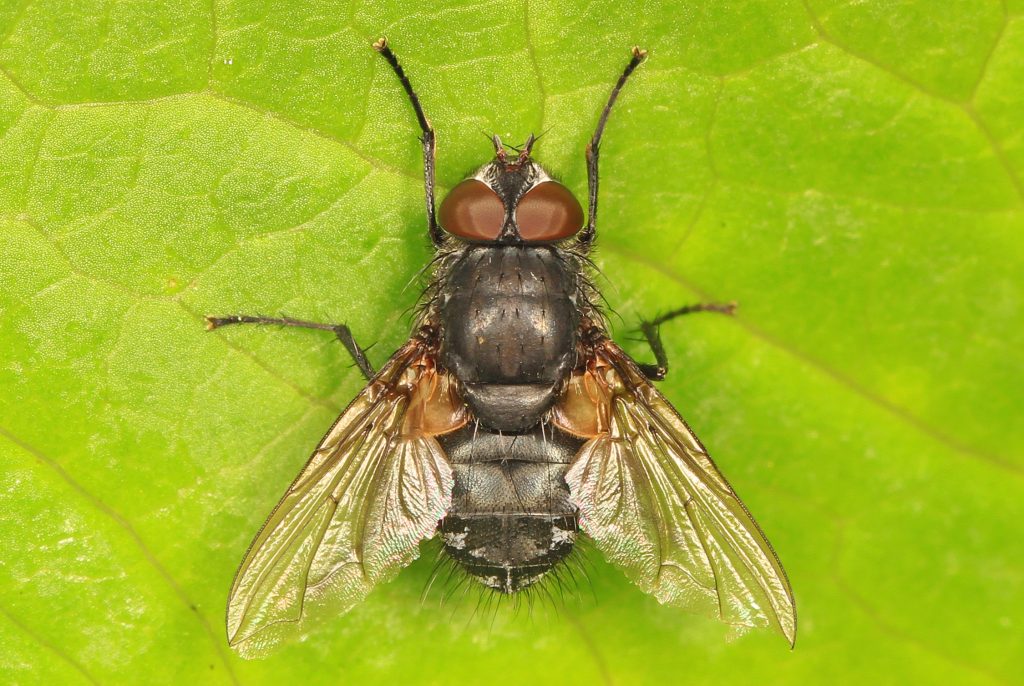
[603,243,1024,479]
[799,0,1024,205]
[522,0,546,131]
[0,428,242,685]
[0,603,100,685]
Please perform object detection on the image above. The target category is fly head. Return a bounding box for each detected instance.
[437,134,585,244]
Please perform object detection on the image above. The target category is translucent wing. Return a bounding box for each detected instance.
[227,339,467,658]
[552,340,796,645]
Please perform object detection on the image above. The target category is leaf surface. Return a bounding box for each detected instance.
[1,1,1022,684]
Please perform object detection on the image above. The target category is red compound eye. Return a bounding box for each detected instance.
[439,179,505,241]
[514,181,584,242]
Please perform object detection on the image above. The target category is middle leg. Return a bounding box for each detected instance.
[205,314,376,380]
[636,302,736,381]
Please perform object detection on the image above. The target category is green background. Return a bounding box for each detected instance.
[1,0,1022,684]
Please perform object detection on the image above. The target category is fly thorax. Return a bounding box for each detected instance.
[438,245,579,432]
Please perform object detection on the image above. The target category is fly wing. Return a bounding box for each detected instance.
[553,341,796,645]
[227,339,467,658]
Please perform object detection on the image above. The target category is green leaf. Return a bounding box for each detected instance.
[2,1,1022,684]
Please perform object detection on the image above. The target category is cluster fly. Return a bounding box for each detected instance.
[208,38,796,658]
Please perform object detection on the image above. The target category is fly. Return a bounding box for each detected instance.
[208,38,796,658]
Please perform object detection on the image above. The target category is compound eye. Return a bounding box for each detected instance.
[514,181,584,242]
[439,179,505,241]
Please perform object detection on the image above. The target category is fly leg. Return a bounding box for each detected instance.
[205,314,375,381]
[636,302,736,381]
[373,37,443,247]
[578,46,648,249]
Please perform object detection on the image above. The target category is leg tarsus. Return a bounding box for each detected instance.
[646,301,737,327]
[205,314,376,381]
[637,301,736,381]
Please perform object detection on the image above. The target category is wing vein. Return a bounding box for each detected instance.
[563,343,795,644]
[226,344,459,657]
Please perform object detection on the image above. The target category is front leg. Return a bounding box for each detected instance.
[579,46,647,248]
[205,314,376,381]
[373,37,443,247]
[636,302,736,381]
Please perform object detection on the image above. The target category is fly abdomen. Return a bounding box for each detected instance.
[437,423,584,593]
[441,510,577,593]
